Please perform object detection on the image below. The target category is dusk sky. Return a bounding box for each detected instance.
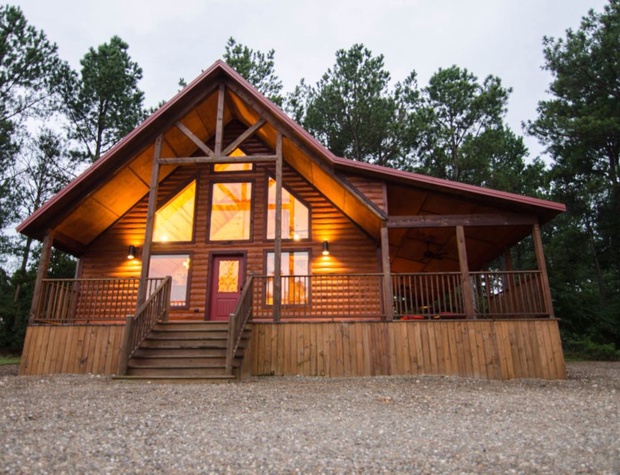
[11,0,610,160]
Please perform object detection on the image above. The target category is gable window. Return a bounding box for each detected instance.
[209,182,252,241]
[267,178,309,240]
[148,254,191,308]
[153,180,196,242]
[266,251,309,305]
[214,148,253,172]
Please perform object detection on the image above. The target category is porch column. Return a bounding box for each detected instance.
[456,225,475,319]
[136,134,163,308]
[380,222,394,320]
[532,222,555,317]
[273,132,283,322]
[28,230,55,324]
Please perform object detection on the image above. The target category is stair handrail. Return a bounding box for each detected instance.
[226,275,254,375]
[118,276,172,375]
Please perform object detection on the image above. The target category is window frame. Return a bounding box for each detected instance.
[148,252,193,310]
[152,176,198,244]
[207,179,255,243]
[265,174,311,241]
[263,249,312,307]
[212,146,254,173]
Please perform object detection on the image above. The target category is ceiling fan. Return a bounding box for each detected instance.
[422,240,449,261]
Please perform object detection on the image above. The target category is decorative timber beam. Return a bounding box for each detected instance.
[387,213,538,229]
[214,83,225,156]
[174,121,214,157]
[221,118,266,156]
[273,131,283,323]
[158,155,278,166]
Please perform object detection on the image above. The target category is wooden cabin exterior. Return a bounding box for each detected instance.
[17,61,567,381]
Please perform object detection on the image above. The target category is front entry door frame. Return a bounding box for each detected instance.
[206,251,247,321]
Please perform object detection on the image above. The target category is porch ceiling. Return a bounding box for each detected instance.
[385,183,535,272]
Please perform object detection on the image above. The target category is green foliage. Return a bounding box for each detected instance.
[224,37,284,106]
[529,0,620,346]
[563,336,620,361]
[413,66,537,193]
[61,35,146,162]
[290,44,418,168]
[0,355,20,364]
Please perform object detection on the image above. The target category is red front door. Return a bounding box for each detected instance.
[208,255,245,321]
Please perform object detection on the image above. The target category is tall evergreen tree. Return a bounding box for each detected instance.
[413,66,536,192]
[290,44,418,168]
[61,35,146,163]
[528,0,620,345]
[223,37,284,106]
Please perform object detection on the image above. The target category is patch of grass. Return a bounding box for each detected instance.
[563,337,620,361]
[0,356,20,365]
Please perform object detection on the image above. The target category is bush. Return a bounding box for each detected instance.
[563,337,620,361]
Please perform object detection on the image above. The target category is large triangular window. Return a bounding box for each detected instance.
[153,180,196,242]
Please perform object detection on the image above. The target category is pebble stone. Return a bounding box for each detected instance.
[1,362,618,474]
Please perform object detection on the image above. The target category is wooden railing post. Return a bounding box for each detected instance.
[118,315,134,375]
[226,313,237,374]
[456,226,476,319]
[28,231,55,324]
[532,222,555,317]
[380,222,394,320]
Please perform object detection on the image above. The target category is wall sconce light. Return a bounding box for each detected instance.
[322,240,330,256]
[127,245,137,260]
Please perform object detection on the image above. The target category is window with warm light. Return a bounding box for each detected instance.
[148,254,191,307]
[267,178,309,240]
[214,148,253,172]
[209,182,253,241]
[153,180,196,242]
[265,251,309,305]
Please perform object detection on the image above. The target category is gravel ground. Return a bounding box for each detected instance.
[1,362,618,474]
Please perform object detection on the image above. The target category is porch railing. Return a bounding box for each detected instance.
[470,271,547,318]
[118,276,172,375]
[393,271,548,319]
[33,278,167,323]
[251,274,386,319]
[226,275,254,374]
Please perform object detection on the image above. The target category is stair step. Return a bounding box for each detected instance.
[154,322,229,331]
[127,366,228,377]
[129,356,227,367]
[133,347,227,357]
[114,375,236,384]
[140,339,228,349]
[147,331,228,340]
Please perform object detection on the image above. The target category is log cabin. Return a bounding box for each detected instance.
[17,61,567,382]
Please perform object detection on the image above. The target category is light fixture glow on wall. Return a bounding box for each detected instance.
[127,245,137,260]
[322,240,330,256]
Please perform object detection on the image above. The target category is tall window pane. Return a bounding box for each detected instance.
[266,251,309,305]
[153,181,196,242]
[148,254,190,307]
[267,178,309,239]
[209,182,252,241]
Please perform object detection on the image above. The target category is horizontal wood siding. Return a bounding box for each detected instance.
[79,122,380,320]
[19,325,125,376]
[249,319,566,380]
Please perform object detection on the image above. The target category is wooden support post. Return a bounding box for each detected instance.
[136,135,162,308]
[456,225,475,319]
[28,231,55,324]
[273,132,283,322]
[532,222,555,317]
[214,83,225,156]
[380,222,394,321]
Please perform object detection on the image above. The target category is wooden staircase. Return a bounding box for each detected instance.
[115,321,251,383]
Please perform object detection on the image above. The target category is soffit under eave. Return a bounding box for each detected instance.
[44,87,229,254]
[226,87,384,239]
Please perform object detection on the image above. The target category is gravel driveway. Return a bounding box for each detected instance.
[1,362,618,474]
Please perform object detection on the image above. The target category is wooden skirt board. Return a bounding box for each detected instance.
[248,320,566,380]
[19,325,125,376]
